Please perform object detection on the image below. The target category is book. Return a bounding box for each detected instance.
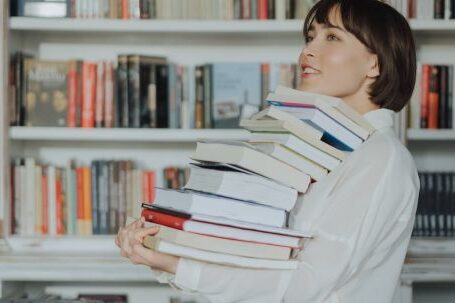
[249,106,323,140]
[141,221,292,260]
[248,132,342,171]
[240,118,346,162]
[210,63,262,128]
[20,0,67,17]
[141,208,303,248]
[274,85,375,133]
[247,142,328,181]
[191,140,311,193]
[152,188,287,227]
[262,103,364,152]
[184,163,298,211]
[23,59,68,127]
[265,92,370,140]
[143,236,299,269]
[142,204,312,238]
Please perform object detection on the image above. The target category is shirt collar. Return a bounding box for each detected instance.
[362,108,395,130]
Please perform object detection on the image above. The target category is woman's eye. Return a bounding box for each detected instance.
[306,36,314,43]
[327,34,339,41]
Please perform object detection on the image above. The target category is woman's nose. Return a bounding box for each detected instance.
[302,43,316,58]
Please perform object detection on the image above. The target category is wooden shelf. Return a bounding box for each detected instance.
[9,127,251,142]
[407,129,455,141]
[9,18,455,34]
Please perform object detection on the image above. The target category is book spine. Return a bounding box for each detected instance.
[81,63,96,128]
[91,161,100,235]
[76,167,84,235]
[439,65,448,128]
[156,64,169,128]
[117,55,129,128]
[195,65,204,129]
[448,65,453,128]
[41,169,49,234]
[428,65,440,129]
[67,61,78,127]
[420,64,431,128]
[141,208,186,229]
[127,56,141,128]
[435,0,445,18]
[104,61,114,128]
[95,61,105,128]
[203,64,212,128]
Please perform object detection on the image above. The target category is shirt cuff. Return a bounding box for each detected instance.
[174,257,204,291]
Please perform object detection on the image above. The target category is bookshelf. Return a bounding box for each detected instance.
[2,1,455,303]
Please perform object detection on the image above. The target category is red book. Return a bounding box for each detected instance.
[95,61,105,128]
[121,0,129,19]
[141,208,186,230]
[258,0,268,19]
[428,65,439,129]
[81,63,96,128]
[420,64,431,128]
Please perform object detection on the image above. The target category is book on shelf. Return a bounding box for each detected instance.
[10,158,159,236]
[409,63,455,130]
[10,0,316,20]
[9,53,307,130]
[407,0,455,20]
[413,171,455,238]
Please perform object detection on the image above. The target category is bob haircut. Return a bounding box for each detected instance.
[303,0,416,112]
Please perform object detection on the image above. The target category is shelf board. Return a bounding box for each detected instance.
[0,252,157,282]
[9,18,455,34]
[9,17,304,33]
[9,127,251,142]
[407,238,455,258]
[407,129,455,141]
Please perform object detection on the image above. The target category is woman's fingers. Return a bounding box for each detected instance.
[134,226,160,243]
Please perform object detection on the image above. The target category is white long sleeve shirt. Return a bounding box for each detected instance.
[158,108,420,303]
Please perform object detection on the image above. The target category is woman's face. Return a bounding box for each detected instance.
[298,8,379,103]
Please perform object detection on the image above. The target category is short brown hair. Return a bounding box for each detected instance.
[303,0,416,112]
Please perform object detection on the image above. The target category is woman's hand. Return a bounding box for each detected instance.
[115,217,180,274]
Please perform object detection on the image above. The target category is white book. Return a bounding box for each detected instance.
[249,106,323,140]
[24,158,36,236]
[266,92,370,141]
[184,163,298,211]
[142,222,292,260]
[191,140,311,193]
[263,104,363,151]
[274,86,375,134]
[249,132,341,171]
[248,142,328,181]
[47,166,57,236]
[153,188,288,227]
[240,118,347,162]
[143,237,299,270]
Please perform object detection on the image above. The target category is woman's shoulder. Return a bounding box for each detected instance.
[348,129,417,177]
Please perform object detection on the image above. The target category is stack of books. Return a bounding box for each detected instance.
[135,86,374,269]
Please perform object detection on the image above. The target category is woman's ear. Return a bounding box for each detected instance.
[367,54,380,78]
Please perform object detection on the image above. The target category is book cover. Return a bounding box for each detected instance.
[24,59,68,127]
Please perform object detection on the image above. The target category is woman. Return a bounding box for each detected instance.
[115,0,419,302]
